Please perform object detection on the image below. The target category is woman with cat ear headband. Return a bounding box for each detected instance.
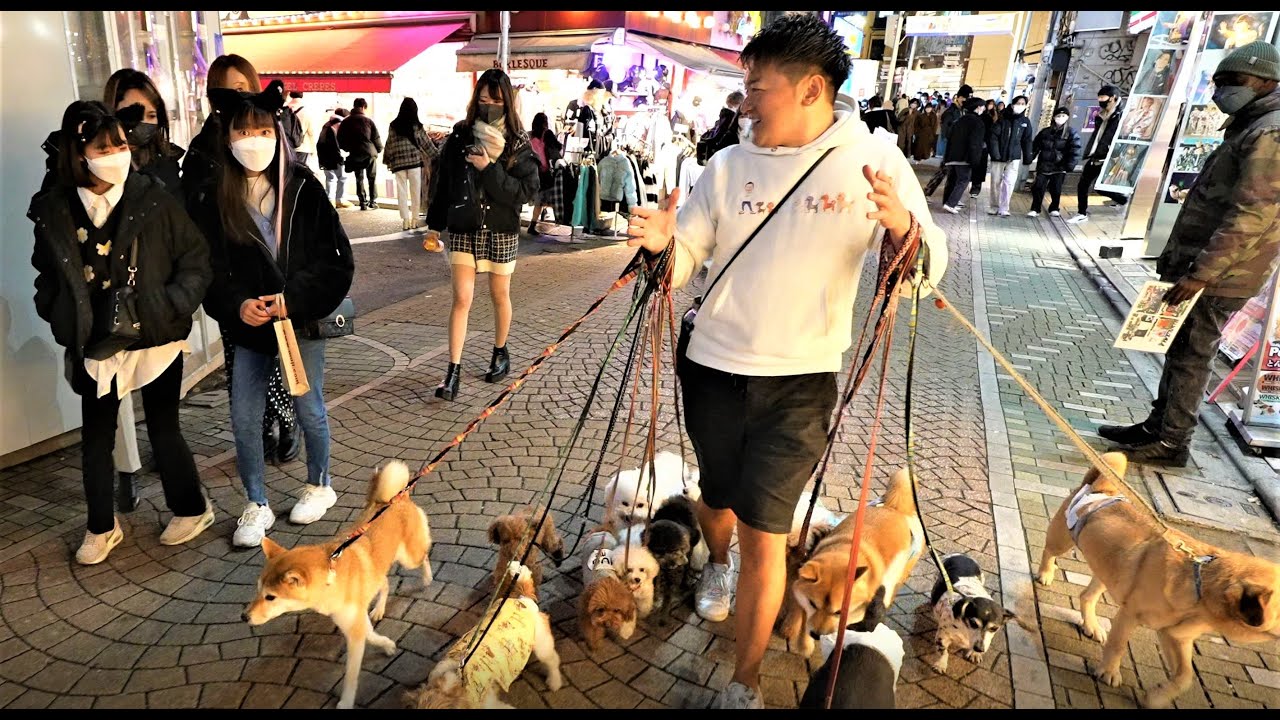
[191,79,354,549]
[28,99,215,566]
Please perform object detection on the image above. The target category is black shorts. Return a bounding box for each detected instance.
[679,358,838,534]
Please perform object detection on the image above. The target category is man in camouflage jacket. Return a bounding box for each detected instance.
[1101,41,1280,466]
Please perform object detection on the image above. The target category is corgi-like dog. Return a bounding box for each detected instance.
[242,461,433,709]
[929,553,1018,674]
[406,561,563,708]
[779,468,924,657]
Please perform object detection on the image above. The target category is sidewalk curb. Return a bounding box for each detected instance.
[1046,218,1280,525]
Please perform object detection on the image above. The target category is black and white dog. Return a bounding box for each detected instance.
[930,553,1018,674]
[799,586,902,709]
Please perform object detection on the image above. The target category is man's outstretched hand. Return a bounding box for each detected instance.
[864,165,911,249]
[627,187,681,254]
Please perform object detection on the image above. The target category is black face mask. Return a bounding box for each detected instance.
[127,122,159,146]
[478,103,505,124]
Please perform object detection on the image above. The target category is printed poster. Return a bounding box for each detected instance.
[1114,281,1205,353]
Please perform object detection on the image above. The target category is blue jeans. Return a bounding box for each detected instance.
[937,136,947,157]
[230,337,330,505]
[324,167,345,203]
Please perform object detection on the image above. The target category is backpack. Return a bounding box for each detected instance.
[696,110,740,166]
[279,106,304,150]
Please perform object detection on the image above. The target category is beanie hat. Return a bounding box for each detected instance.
[1053,106,1070,116]
[963,96,985,112]
[957,84,974,98]
[1098,84,1121,99]
[1216,40,1280,82]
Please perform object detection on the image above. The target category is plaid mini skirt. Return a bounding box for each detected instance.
[446,230,518,275]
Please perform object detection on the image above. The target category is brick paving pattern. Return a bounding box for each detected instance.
[1,166,1278,709]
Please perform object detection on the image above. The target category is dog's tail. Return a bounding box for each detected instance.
[371,460,412,506]
[880,467,918,516]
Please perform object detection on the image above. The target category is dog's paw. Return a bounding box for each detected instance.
[336,698,355,710]
[370,608,385,623]
[961,650,985,665]
[1080,622,1108,645]
[930,656,950,674]
[370,636,397,656]
[797,633,816,658]
[1087,660,1123,688]
[546,672,564,693]
[1034,569,1055,586]
[1139,685,1176,709]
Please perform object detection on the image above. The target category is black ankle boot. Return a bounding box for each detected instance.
[276,417,301,465]
[486,346,510,383]
[435,362,461,401]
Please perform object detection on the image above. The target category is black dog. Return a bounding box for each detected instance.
[800,586,902,709]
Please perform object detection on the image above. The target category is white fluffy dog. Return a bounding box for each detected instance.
[603,452,708,570]
[608,543,661,618]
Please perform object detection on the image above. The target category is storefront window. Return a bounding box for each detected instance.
[64,11,114,102]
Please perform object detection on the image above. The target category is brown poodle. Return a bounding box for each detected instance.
[488,508,566,589]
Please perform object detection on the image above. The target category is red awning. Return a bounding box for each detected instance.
[224,22,465,94]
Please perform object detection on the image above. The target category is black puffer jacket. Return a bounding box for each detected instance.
[987,108,1035,163]
[426,121,540,235]
[944,111,987,166]
[181,112,225,216]
[29,173,212,389]
[1029,124,1083,174]
[192,166,355,355]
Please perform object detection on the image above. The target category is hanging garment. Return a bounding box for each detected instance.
[571,165,592,228]
[639,158,659,206]
[677,158,704,209]
[625,153,645,208]
[598,152,638,207]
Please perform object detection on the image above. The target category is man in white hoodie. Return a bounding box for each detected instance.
[629,14,947,710]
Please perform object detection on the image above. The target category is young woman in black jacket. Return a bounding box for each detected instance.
[193,82,355,548]
[184,55,302,466]
[425,68,540,401]
[29,101,214,565]
[1027,106,1083,217]
[985,95,1035,216]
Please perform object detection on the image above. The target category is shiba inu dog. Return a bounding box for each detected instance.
[242,460,432,709]
[1037,452,1280,708]
[779,468,924,657]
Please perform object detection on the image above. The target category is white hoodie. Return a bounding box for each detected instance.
[671,103,948,377]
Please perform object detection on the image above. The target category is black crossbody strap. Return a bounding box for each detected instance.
[698,146,836,302]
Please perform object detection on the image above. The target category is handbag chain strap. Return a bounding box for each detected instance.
[696,146,836,304]
[126,236,139,287]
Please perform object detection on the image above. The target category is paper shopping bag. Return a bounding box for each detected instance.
[273,313,310,397]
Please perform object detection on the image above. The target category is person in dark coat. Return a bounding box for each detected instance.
[1069,83,1129,223]
[1026,106,1083,217]
[912,102,940,161]
[970,99,998,197]
[985,95,1035,216]
[861,95,899,134]
[185,56,302,466]
[193,82,355,548]
[941,97,987,212]
[29,101,214,566]
[938,84,972,157]
[337,97,384,210]
[426,68,540,402]
[316,107,350,207]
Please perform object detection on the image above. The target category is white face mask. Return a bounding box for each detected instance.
[738,116,753,141]
[231,136,278,173]
[1012,104,1026,115]
[1053,115,1068,126]
[86,149,132,185]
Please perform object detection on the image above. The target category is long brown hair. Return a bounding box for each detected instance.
[465,69,524,148]
[103,68,173,169]
[209,54,262,92]
[215,105,296,246]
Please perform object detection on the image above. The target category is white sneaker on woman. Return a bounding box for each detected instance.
[713,682,764,709]
[289,484,337,525]
[76,519,124,565]
[159,499,215,546]
[233,503,276,548]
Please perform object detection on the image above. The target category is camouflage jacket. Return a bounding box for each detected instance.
[1158,90,1280,298]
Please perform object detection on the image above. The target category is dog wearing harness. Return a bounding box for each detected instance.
[928,553,1019,674]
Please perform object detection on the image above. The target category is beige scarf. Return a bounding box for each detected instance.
[472,116,507,161]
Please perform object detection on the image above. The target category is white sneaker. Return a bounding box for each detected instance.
[1026,211,1039,218]
[159,498,215,546]
[986,208,998,216]
[969,192,980,199]
[942,205,960,214]
[1049,210,1061,218]
[289,484,337,525]
[76,519,124,565]
[695,560,735,622]
[713,681,764,710]
[233,503,276,548]
[999,211,1011,217]
[1067,213,1089,224]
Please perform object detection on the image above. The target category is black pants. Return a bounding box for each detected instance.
[1030,172,1067,213]
[1077,160,1128,215]
[1144,294,1247,447]
[679,358,837,534]
[76,356,206,534]
[943,165,973,208]
[352,160,378,207]
[971,155,988,194]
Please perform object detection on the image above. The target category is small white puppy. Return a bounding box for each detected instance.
[604,452,710,570]
[608,544,660,618]
[789,494,844,550]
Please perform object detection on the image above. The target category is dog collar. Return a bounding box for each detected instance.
[1192,555,1216,601]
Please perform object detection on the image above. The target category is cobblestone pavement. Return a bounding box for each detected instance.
[2,172,1279,709]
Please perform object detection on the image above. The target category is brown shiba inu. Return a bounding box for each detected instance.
[1037,452,1280,708]
[242,460,433,709]
[779,468,925,657]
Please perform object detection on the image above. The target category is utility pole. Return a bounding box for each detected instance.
[499,11,510,73]
[884,12,906,100]
[1021,11,1063,188]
